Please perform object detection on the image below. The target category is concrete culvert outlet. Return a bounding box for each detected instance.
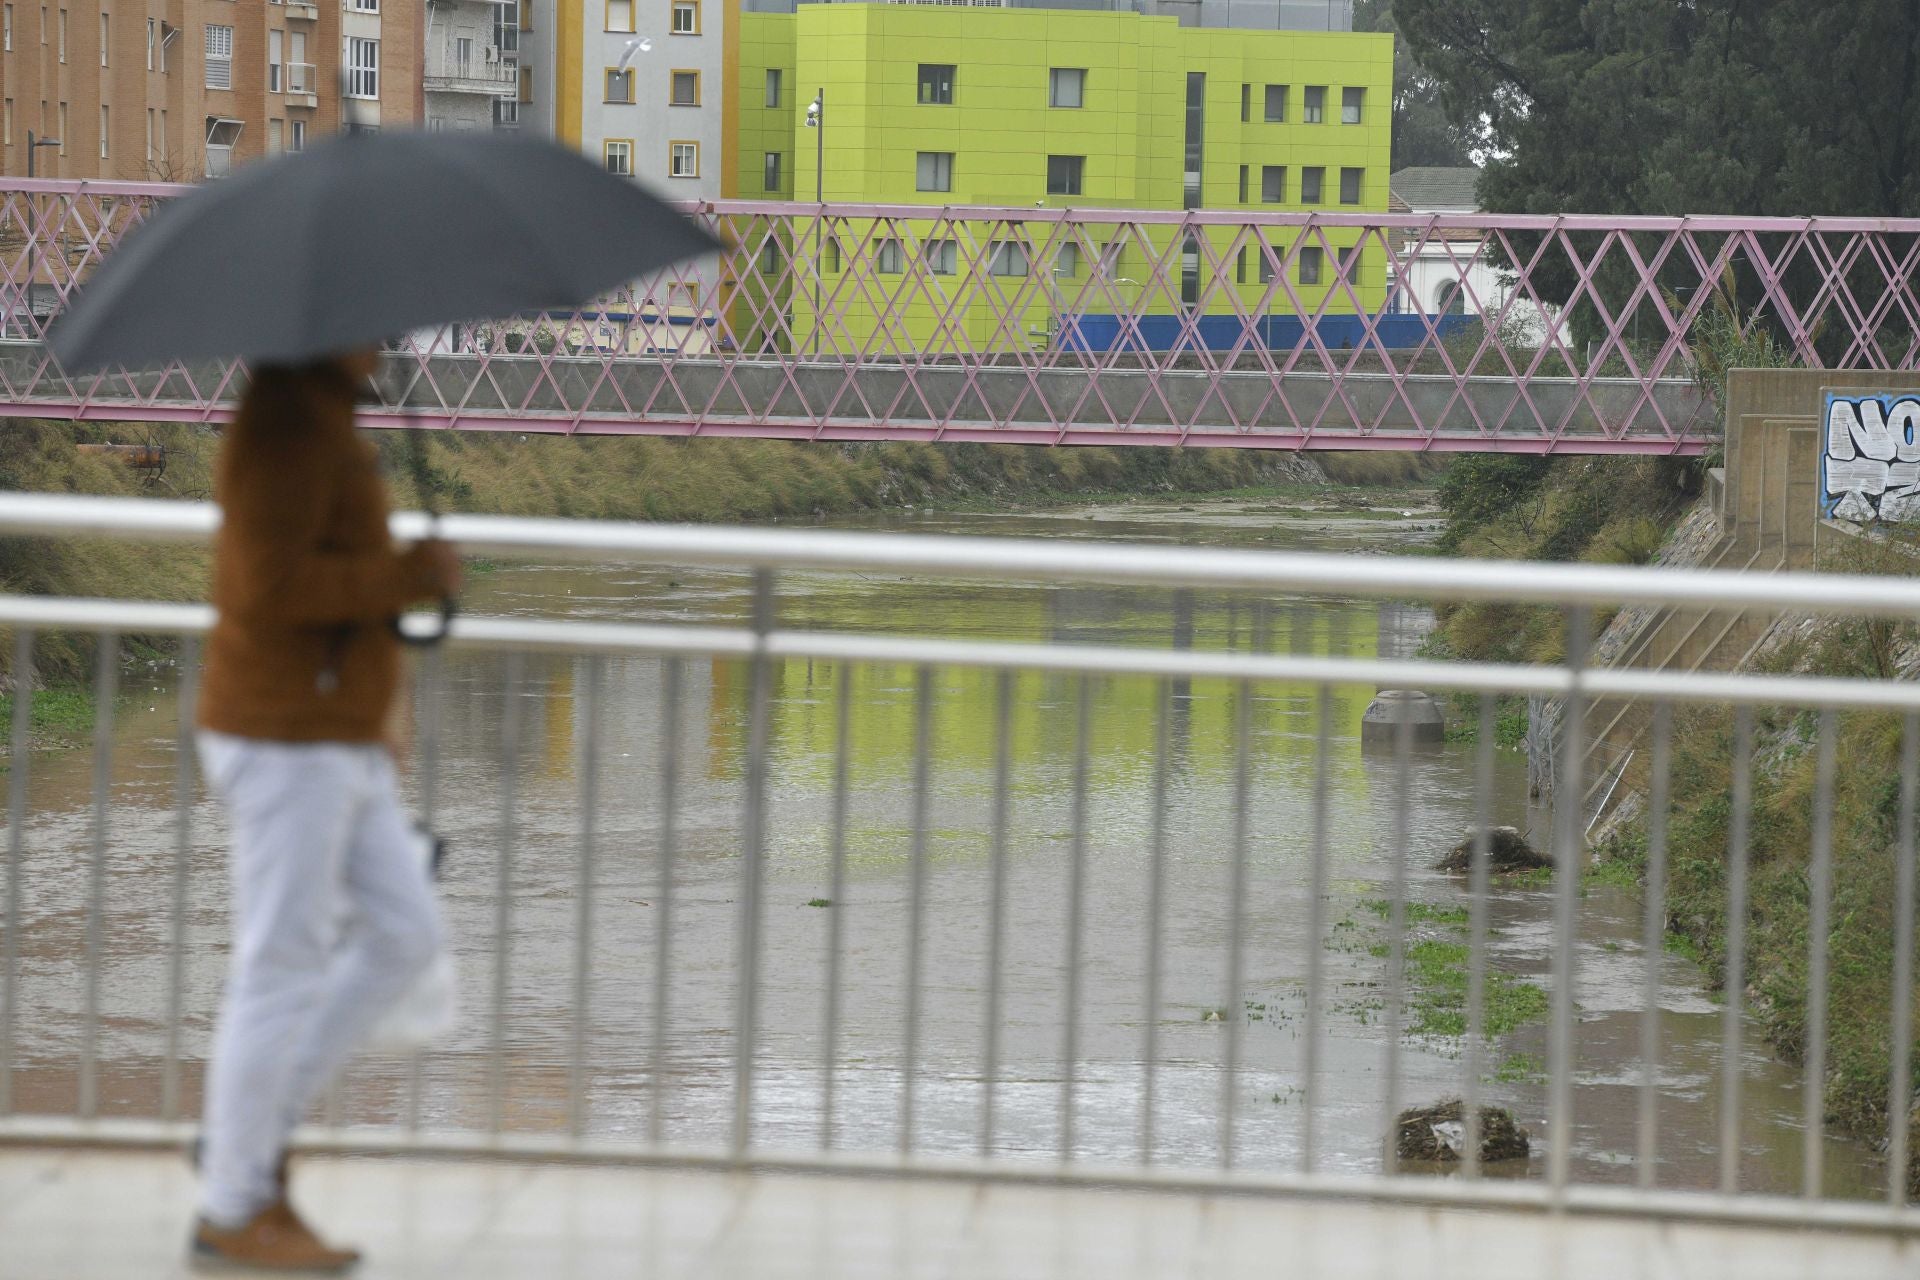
[1360,689,1446,748]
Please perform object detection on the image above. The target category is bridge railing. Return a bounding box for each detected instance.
[0,178,1915,450]
[0,492,1917,1233]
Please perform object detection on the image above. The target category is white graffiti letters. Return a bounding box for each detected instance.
[1822,393,1920,524]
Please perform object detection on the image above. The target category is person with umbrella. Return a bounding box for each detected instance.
[52,131,718,1272]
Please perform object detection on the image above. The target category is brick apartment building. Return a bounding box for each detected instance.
[0,1,423,182]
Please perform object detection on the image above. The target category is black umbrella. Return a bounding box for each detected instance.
[49,129,722,643]
[49,129,722,369]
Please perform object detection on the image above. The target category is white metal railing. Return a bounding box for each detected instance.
[286,62,317,96]
[0,492,1915,1236]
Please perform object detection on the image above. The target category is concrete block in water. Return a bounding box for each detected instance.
[1361,689,1445,747]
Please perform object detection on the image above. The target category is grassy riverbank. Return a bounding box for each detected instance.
[376,431,1365,522]
[1589,540,1920,1184]
[1429,448,1920,1188]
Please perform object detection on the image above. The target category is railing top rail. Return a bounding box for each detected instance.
[7,491,1920,621]
[5,175,1919,234]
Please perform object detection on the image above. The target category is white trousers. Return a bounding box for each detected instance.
[196,732,442,1226]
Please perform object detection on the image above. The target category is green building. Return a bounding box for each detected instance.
[730,4,1393,355]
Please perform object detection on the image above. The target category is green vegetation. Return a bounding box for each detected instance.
[1361,898,1469,928]
[805,898,832,908]
[1428,454,1701,665]
[0,686,98,746]
[1492,1053,1546,1085]
[1585,541,1920,1162]
[0,422,217,698]
[1405,938,1551,1040]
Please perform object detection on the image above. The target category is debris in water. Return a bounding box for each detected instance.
[1393,1100,1530,1166]
[1435,826,1550,874]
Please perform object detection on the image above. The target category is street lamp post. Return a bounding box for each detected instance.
[805,89,823,356]
[24,131,62,334]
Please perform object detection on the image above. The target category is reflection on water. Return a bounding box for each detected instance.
[0,500,1888,1196]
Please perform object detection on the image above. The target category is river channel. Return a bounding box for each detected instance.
[2,493,1885,1197]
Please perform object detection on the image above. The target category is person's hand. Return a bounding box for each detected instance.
[416,539,463,598]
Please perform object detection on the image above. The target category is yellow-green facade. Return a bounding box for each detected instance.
[731,5,1393,354]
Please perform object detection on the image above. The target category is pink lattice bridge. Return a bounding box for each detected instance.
[2,178,1916,453]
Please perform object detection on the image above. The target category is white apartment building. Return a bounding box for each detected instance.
[515,1,724,201]
[423,0,521,132]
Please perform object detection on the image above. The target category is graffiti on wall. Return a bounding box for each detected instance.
[1822,392,1920,523]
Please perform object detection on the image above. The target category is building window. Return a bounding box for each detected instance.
[495,3,520,55]
[989,241,1029,278]
[291,119,306,151]
[876,238,904,274]
[1342,87,1364,124]
[759,238,781,275]
[57,101,66,154]
[1340,167,1362,204]
[6,100,14,147]
[1261,165,1285,203]
[1239,83,1249,123]
[604,68,633,102]
[204,23,232,89]
[604,139,633,176]
[765,68,781,107]
[1298,246,1323,286]
[97,104,107,158]
[763,151,781,191]
[493,98,519,130]
[3,6,9,53]
[1054,243,1080,278]
[348,0,379,10]
[204,117,242,178]
[268,30,282,92]
[1259,248,1275,285]
[520,66,534,104]
[1046,154,1083,197]
[670,140,698,178]
[1304,86,1325,124]
[671,70,699,106]
[289,30,309,92]
[146,16,155,68]
[1236,246,1247,285]
[1339,245,1360,280]
[1183,71,1204,210]
[1238,165,1248,203]
[916,151,952,192]
[454,36,473,77]
[347,38,378,99]
[143,107,151,160]
[1265,84,1287,122]
[927,239,957,276]
[605,0,633,33]
[1301,166,1324,204]
[268,119,283,153]
[1050,68,1085,109]
[1180,235,1199,308]
[671,1,699,34]
[823,236,840,274]
[917,64,954,105]
[56,8,63,63]
[97,11,105,66]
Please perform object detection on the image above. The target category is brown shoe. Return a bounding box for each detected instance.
[190,1200,361,1274]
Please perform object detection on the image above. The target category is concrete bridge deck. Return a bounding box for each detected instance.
[2,1146,1914,1280]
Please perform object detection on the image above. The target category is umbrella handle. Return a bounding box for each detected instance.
[392,596,458,648]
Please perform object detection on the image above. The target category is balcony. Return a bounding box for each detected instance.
[285,62,319,109]
[285,0,319,19]
[424,53,518,98]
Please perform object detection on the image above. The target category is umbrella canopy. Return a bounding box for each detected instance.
[49,130,723,372]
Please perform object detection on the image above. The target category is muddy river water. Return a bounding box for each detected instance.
[3,495,1886,1196]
